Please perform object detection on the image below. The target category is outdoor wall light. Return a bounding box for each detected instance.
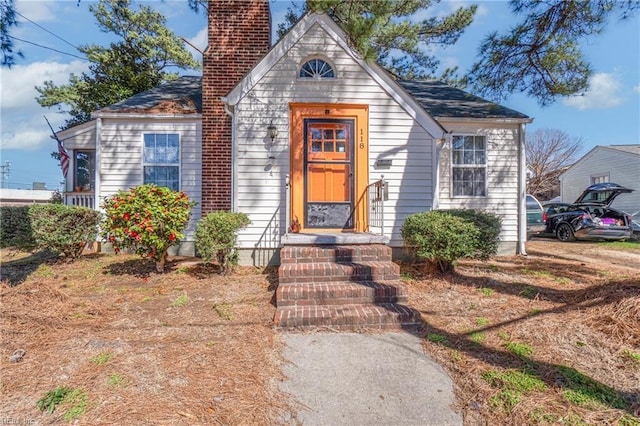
[267,120,278,142]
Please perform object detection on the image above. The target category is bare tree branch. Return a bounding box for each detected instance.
[526,128,583,200]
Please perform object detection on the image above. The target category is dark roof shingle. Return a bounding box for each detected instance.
[98,76,203,114]
[397,80,530,120]
[97,75,529,122]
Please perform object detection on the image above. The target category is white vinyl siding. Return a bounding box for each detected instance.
[561,146,640,214]
[98,117,202,241]
[233,23,435,249]
[438,122,521,245]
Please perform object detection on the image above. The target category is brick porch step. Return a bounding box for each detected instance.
[278,261,400,284]
[280,244,392,264]
[273,303,421,331]
[276,281,408,306]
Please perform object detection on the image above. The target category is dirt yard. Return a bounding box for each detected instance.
[1,239,638,425]
[407,239,640,425]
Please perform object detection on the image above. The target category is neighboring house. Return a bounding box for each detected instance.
[56,3,532,265]
[560,145,640,214]
[0,188,55,206]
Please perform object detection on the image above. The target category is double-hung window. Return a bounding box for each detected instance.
[591,174,609,185]
[143,133,180,191]
[451,135,487,197]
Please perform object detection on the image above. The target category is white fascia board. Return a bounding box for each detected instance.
[56,119,97,140]
[225,12,324,106]
[91,112,202,120]
[435,116,533,125]
[223,12,445,139]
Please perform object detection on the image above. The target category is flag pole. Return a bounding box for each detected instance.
[44,116,71,181]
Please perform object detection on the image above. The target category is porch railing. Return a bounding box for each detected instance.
[65,191,94,209]
[367,175,386,235]
[285,173,291,234]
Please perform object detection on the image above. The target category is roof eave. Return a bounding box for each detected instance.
[91,112,202,120]
[434,116,533,125]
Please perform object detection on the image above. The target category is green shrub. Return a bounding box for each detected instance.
[195,211,250,274]
[28,204,101,260]
[401,210,480,273]
[0,206,36,249]
[446,209,502,260]
[102,184,194,273]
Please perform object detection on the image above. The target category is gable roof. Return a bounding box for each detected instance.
[89,14,530,128]
[605,144,640,155]
[397,80,530,120]
[560,144,640,178]
[93,76,202,116]
[223,12,446,138]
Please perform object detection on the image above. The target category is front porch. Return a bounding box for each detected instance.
[273,232,419,331]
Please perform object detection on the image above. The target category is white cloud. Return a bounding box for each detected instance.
[187,26,208,57]
[562,73,624,110]
[16,1,57,22]
[1,60,87,109]
[1,60,89,151]
[633,85,640,94]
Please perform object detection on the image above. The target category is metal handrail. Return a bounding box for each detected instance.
[285,173,291,234]
[367,175,386,236]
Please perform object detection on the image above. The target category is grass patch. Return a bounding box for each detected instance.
[520,268,554,279]
[528,407,557,424]
[599,240,640,250]
[483,369,546,412]
[470,332,486,344]
[557,365,628,410]
[37,386,88,420]
[35,263,55,278]
[475,317,489,326]
[171,294,189,308]
[623,349,640,364]
[554,276,572,285]
[620,415,640,426]
[479,287,495,296]
[90,351,112,365]
[401,270,416,282]
[212,301,234,320]
[449,349,462,363]
[518,285,538,299]
[427,333,447,343]
[108,374,127,388]
[505,341,533,358]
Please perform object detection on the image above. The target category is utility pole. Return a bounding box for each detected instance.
[0,161,11,189]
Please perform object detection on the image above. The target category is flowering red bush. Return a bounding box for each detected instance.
[102,184,194,272]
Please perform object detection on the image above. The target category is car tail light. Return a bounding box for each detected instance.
[543,211,547,222]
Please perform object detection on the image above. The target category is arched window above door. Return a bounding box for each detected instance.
[299,58,335,79]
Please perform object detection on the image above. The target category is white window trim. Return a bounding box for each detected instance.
[142,132,181,190]
[297,55,337,80]
[590,173,610,185]
[450,133,488,198]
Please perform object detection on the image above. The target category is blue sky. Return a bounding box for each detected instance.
[1,0,638,190]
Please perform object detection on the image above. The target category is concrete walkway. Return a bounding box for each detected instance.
[280,332,462,426]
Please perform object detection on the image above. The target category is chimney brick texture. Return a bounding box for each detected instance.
[202,1,271,213]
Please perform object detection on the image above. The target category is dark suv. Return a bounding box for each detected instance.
[543,183,634,242]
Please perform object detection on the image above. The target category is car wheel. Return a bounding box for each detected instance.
[556,223,575,242]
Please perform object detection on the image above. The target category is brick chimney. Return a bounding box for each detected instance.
[202,1,271,212]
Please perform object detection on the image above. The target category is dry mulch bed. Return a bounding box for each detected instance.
[1,240,639,425]
[405,239,640,425]
[1,250,288,424]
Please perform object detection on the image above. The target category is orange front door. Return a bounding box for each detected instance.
[290,104,369,232]
[304,119,354,228]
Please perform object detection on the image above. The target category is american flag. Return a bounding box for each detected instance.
[44,116,70,178]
